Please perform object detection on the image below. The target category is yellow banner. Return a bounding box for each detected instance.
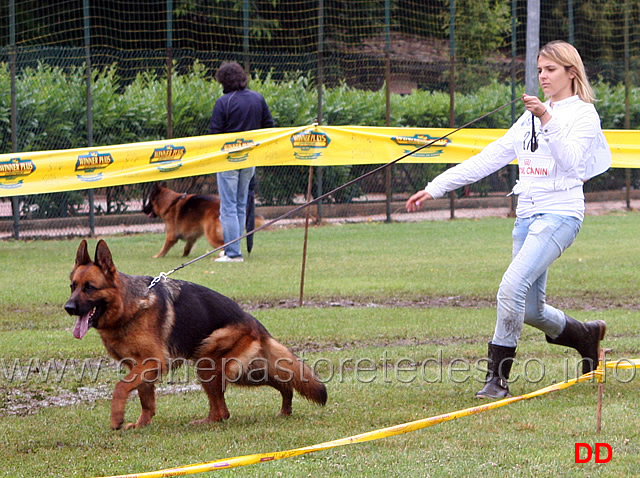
[0,125,638,197]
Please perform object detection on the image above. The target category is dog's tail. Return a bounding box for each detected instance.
[263,337,327,406]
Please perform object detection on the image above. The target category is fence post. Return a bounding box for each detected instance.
[9,0,19,239]
[525,0,540,95]
[624,0,631,209]
[315,0,324,224]
[167,0,174,140]
[508,0,518,217]
[243,0,250,72]
[384,0,392,223]
[447,0,456,219]
[83,0,95,236]
[568,0,574,45]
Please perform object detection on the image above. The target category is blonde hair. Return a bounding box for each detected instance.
[538,41,594,103]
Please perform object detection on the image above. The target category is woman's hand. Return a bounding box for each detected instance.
[522,94,548,118]
[406,190,433,212]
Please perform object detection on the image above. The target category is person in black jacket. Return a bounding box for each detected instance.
[209,62,274,262]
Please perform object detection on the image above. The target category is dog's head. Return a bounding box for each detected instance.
[142,182,167,218]
[64,239,119,339]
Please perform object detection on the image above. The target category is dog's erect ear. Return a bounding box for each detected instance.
[94,240,117,277]
[75,240,92,266]
[150,182,165,197]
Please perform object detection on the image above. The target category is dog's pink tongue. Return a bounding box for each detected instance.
[73,314,90,339]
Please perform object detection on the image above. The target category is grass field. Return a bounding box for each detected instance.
[1,212,639,477]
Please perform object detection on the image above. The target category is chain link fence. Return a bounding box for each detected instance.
[1,1,639,239]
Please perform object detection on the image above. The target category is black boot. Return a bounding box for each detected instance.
[546,315,606,374]
[475,342,517,399]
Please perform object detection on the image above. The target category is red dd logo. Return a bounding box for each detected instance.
[574,443,612,463]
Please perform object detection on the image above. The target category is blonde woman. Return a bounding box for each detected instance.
[407,41,611,399]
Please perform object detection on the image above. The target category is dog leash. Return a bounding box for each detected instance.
[148,96,522,289]
[530,112,539,152]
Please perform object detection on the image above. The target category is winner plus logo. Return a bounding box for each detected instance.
[391,134,450,158]
[150,145,186,172]
[221,138,256,162]
[75,151,113,182]
[290,130,330,160]
[0,157,36,189]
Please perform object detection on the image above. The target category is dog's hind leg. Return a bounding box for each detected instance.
[192,361,230,424]
[182,238,197,257]
[268,379,294,416]
[125,382,156,430]
[204,220,224,250]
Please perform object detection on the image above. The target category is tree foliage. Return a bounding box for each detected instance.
[446,0,512,60]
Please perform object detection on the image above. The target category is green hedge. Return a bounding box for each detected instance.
[0,62,636,209]
[2,61,638,155]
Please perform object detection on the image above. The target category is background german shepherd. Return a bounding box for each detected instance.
[143,182,224,258]
[64,240,327,430]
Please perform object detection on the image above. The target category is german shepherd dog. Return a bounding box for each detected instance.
[143,182,224,258]
[64,240,327,430]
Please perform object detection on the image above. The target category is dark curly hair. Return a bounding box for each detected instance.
[214,62,249,93]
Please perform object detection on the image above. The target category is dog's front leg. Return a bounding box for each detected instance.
[124,382,156,430]
[111,379,136,430]
[154,236,178,258]
[111,364,162,430]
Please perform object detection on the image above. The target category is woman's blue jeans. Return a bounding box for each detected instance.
[492,213,582,348]
[216,166,255,258]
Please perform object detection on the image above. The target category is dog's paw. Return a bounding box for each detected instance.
[124,420,151,430]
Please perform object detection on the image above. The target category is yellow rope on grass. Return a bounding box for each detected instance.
[604,358,640,370]
[94,370,604,478]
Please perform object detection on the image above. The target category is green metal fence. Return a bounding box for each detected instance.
[1,0,638,239]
